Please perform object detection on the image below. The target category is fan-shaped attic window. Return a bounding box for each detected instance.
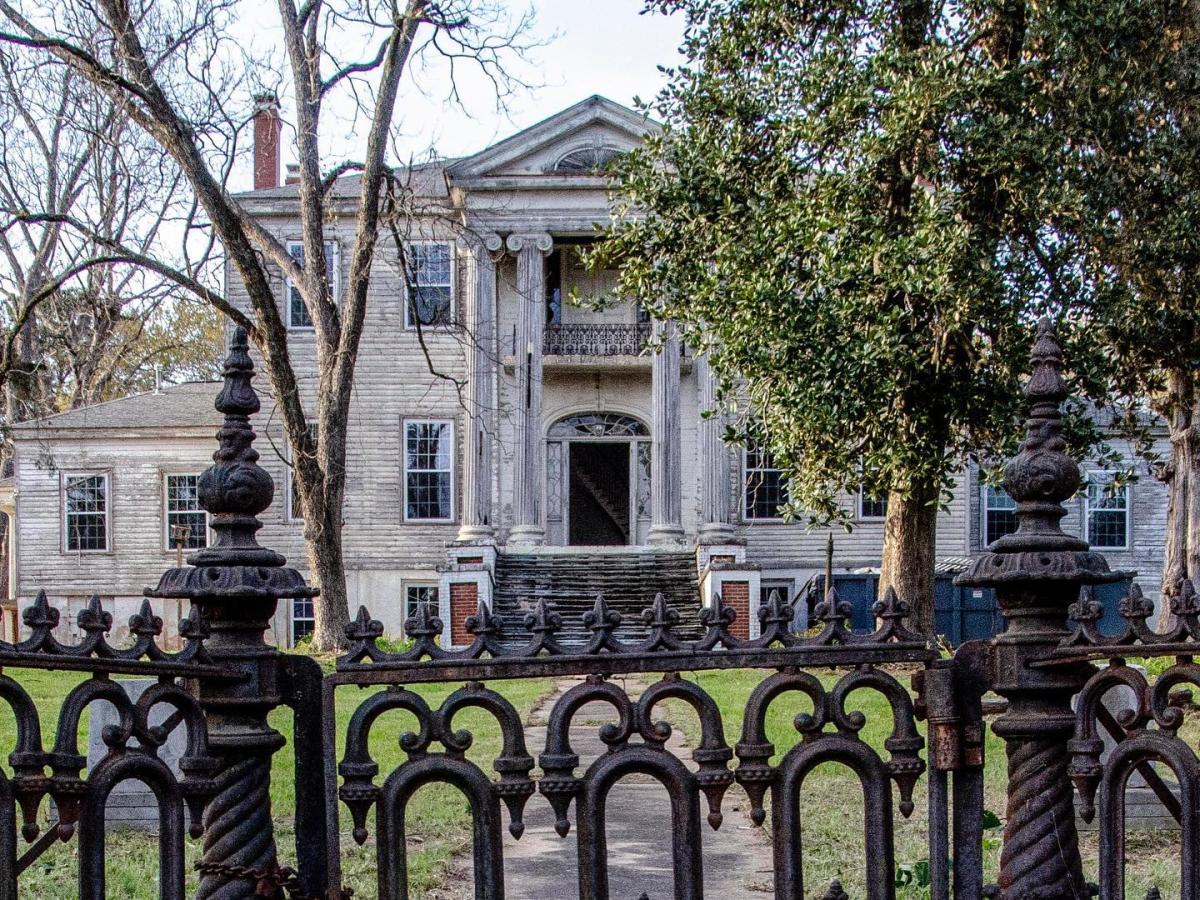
[551,145,623,174]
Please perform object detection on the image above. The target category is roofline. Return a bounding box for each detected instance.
[446,95,659,179]
[10,382,221,432]
[233,157,457,201]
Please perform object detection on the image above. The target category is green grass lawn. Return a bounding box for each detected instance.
[668,668,1186,899]
[1,665,1190,898]
[0,667,554,899]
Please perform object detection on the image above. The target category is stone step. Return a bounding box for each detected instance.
[492,551,703,649]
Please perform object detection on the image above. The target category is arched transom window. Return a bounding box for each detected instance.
[548,413,648,438]
[551,145,623,174]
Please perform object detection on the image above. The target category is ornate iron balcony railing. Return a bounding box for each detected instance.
[543,322,652,356]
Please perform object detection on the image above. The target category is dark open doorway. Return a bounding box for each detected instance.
[568,442,631,546]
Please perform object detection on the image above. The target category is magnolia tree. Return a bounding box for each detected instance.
[0,0,534,650]
[1043,1,1200,605]
[602,0,1137,633]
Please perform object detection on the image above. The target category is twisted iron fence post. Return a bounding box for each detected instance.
[960,320,1122,898]
[147,328,317,899]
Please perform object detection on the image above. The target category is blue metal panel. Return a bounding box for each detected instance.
[1092,578,1134,637]
[815,574,879,633]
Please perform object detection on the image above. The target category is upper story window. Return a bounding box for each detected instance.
[552,145,622,173]
[858,489,887,520]
[984,483,1018,546]
[405,242,454,328]
[1085,472,1130,549]
[63,473,109,553]
[744,443,789,521]
[286,423,319,522]
[404,419,454,522]
[164,473,207,550]
[286,240,339,329]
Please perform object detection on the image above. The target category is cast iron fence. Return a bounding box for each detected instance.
[0,323,1192,899]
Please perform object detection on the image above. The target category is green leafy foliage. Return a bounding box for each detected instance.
[601,1,1106,531]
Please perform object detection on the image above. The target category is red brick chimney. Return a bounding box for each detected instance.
[252,93,282,190]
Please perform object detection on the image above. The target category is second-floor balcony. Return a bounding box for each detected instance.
[543,323,652,357]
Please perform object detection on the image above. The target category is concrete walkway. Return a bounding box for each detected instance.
[434,676,774,900]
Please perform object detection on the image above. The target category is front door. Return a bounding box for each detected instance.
[568,442,631,546]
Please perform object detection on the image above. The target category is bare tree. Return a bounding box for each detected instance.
[0,30,215,423]
[0,0,534,650]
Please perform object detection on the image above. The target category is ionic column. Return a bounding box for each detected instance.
[458,232,502,542]
[506,232,553,546]
[696,352,736,544]
[649,318,685,545]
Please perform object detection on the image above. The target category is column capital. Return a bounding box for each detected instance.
[466,230,504,254]
[505,232,554,255]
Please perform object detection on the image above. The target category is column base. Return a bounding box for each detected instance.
[696,522,738,544]
[507,525,546,547]
[455,524,495,543]
[648,524,687,547]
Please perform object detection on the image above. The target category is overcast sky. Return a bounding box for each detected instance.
[245,1,685,181]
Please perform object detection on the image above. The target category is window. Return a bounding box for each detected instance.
[286,240,339,329]
[552,145,622,173]
[744,443,789,520]
[286,423,319,522]
[1085,473,1130,549]
[404,583,439,633]
[984,484,1018,546]
[292,596,315,645]
[404,242,454,328]
[63,473,110,552]
[858,490,887,520]
[164,474,207,550]
[404,420,454,522]
[760,580,793,606]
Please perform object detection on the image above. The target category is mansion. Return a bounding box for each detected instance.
[0,97,1172,648]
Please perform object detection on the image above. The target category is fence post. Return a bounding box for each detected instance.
[147,328,318,899]
[959,320,1122,898]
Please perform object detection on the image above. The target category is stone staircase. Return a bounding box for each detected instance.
[492,550,704,649]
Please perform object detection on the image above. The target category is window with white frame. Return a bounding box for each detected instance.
[1085,472,1130,549]
[984,484,1018,546]
[286,240,339,329]
[404,242,454,328]
[744,443,789,520]
[164,473,207,550]
[404,583,438,632]
[404,420,454,522]
[760,580,793,606]
[292,596,315,645]
[858,489,887,520]
[63,473,109,552]
[286,423,319,522]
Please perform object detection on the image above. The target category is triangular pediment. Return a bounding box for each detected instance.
[447,96,658,179]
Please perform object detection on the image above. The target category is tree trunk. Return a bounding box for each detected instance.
[1161,367,1198,611]
[304,493,352,653]
[1185,390,1200,588]
[878,477,939,636]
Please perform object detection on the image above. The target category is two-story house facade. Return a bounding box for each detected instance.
[0,96,1172,648]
